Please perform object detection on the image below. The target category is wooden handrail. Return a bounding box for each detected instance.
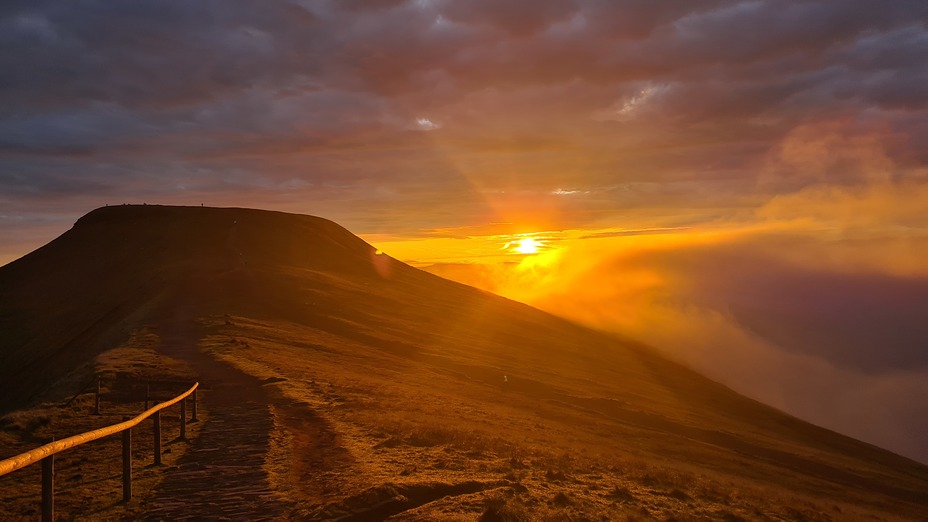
[0,382,198,477]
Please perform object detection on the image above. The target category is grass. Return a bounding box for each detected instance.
[4,310,921,520]
[201,315,928,521]
[0,327,204,520]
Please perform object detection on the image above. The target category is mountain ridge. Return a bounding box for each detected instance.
[1,204,926,519]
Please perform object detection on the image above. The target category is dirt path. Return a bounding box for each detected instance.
[266,392,357,506]
[138,313,290,520]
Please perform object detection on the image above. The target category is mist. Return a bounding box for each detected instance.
[425,182,928,464]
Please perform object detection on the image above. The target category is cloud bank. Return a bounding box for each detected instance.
[422,177,928,463]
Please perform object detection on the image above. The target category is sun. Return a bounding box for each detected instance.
[514,237,541,254]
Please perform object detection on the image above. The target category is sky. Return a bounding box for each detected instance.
[2,1,928,462]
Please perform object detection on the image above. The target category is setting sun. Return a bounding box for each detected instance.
[514,237,541,254]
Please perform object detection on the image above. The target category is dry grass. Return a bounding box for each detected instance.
[0,327,204,520]
[4,311,919,520]
[202,315,928,521]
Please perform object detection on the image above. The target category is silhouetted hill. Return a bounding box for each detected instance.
[1,205,926,519]
[0,205,400,409]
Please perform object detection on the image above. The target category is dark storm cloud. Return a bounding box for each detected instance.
[669,0,927,64]
[1,0,928,229]
[3,1,927,155]
[0,0,320,110]
[440,0,578,37]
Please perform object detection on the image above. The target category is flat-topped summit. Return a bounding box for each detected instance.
[1,204,926,519]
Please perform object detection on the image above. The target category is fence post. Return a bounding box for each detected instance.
[41,449,54,522]
[191,388,198,422]
[94,376,101,415]
[122,420,132,501]
[153,410,161,465]
[180,396,187,440]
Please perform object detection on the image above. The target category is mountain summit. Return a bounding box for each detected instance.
[1,205,926,519]
[0,204,400,408]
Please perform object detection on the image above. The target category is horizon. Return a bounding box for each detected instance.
[2,0,928,469]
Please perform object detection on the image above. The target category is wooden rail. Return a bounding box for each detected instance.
[0,382,199,521]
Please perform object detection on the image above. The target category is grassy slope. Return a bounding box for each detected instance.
[1,204,926,519]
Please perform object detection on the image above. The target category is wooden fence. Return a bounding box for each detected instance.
[0,381,199,521]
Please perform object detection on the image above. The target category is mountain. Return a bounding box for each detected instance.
[1,204,926,520]
[0,204,385,408]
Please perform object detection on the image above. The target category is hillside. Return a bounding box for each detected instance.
[1,204,926,520]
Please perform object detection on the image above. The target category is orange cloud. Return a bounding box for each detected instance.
[761,117,899,186]
[412,216,928,463]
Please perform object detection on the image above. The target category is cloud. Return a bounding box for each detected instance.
[416,158,928,464]
[3,1,926,201]
[441,0,578,37]
[414,117,440,130]
[591,83,670,122]
[1,0,927,464]
[1,0,924,254]
[423,222,928,462]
